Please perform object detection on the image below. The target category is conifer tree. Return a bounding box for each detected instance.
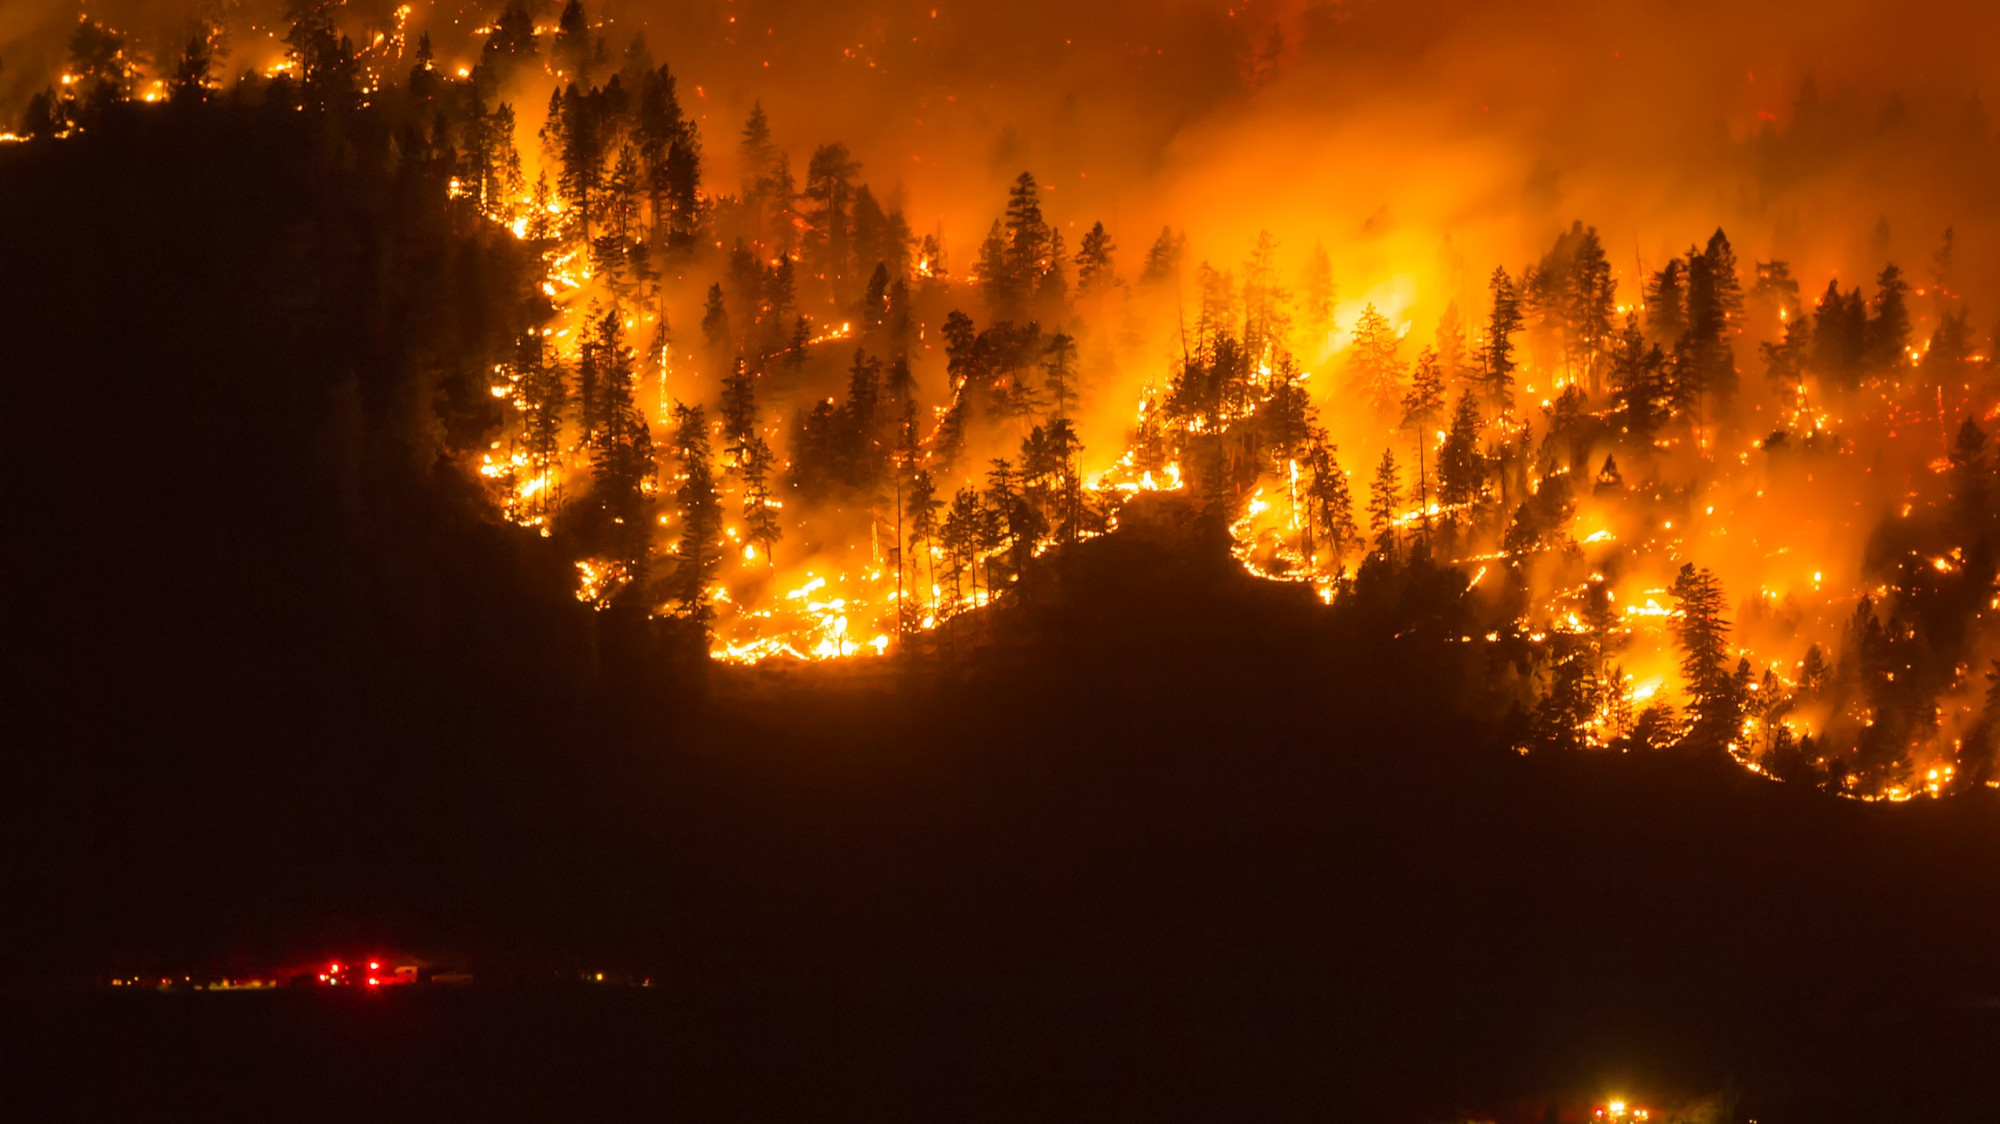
[840,348,887,494]
[719,360,757,469]
[983,459,1026,589]
[942,486,984,604]
[739,101,778,194]
[171,31,216,102]
[1261,351,1314,470]
[1194,264,1235,356]
[1436,391,1486,508]
[1947,415,1989,529]
[1867,263,1912,368]
[1532,636,1599,752]
[915,233,946,283]
[768,155,801,260]
[1403,349,1446,435]
[1923,308,1975,377]
[1704,228,1745,329]
[1042,331,1080,419]
[554,0,604,84]
[976,221,1014,316]
[765,255,798,338]
[1036,229,1069,311]
[1307,435,1360,563]
[1608,314,1668,443]
[629,63,700,251]
[1140,227,1184,287]
[588,311,657,587]
[884,356,916,413]
[550,84,607,244]
[1671,562,1739,758]
[1645,257,1687,343]
[1680,232,1741,414]
[283,0,357,108]
[65,17,133,105]
[933,393,970,470]
[907,469,943,608]
[519,331,569,521]
[669,402,724,624]
[1485,266,1523,414]
[1570,226,1616,394]
[490,104,527,215]
[884,279,914,361]
[858,263,891,332]
[740,432,782,566]
[1003,172,1051,304]
[1259,352,1316,550]
[1752,260,1802,321]
[1348,303,1405,419]
[575,302,608,444]
[480,5,538,85]
[1401,348,1446,547]
[1760,317,1809,401]
[1242,230,1289,358]
[407,31,441,100]
[595,144,643,276]
[662,100,703,249]
[1076,222,1116,292]
[787,316,812,370]
[1368,449,1403,558]
[526,170,558,241]
[700,284,731,370]
[1019,418,1084,544]
[1810,280,1869,388]
[850,185,890,280]
[942,309,980,390]
[803,143,862,300]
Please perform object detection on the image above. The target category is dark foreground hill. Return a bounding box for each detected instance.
[9,515,2000,1119]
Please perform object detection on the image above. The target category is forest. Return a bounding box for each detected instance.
[6,2,2000,1116]
[17,0,1994,798]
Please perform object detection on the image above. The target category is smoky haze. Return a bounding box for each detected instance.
[8,1,1998,289]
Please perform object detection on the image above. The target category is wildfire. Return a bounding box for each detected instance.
[25,0,1967,803]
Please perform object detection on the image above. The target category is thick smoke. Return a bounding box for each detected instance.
[9,2,1998,308]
